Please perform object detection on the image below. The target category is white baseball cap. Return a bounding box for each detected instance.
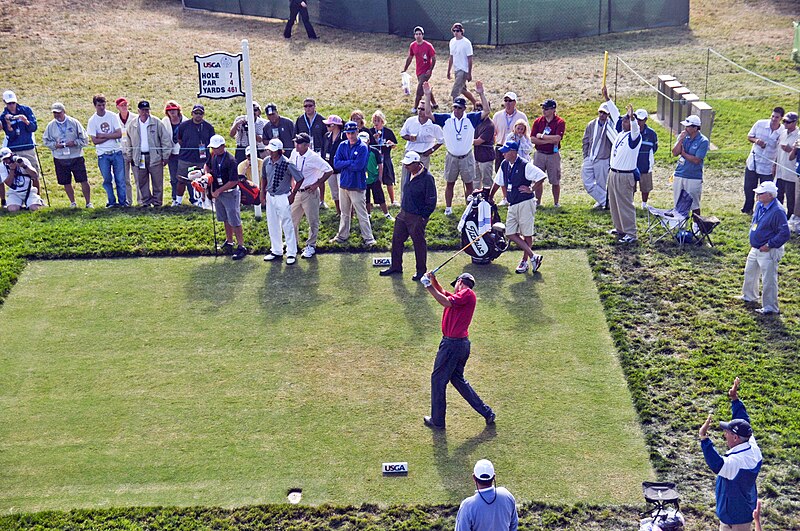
[681,115,701,127]
[634,109,648,120]
[208,134,226,149]
[357,131,370,143]
[473,459,495,481]
[503,92,517,101]
[0,147,12,160]
[401,151,421,165]
[754,181,779,196]
[266,138,284,152]
[3,90,17,103]
[598,102,611,113]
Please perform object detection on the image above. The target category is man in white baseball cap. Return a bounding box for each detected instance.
[261,138,305,264]
[455,459,518,530]
[1,90,40,207]
[206,134,248,260]
[740,180,790,315]
[672,114,709,215]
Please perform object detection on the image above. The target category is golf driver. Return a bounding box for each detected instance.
[430,229,490,275]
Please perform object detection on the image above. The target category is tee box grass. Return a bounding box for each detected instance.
[0,250,652,512]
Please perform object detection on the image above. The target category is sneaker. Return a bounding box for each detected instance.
[220,241,234,255]
[444,207,453,216]
[171,198,181,207]
[363,239,377,247]
[286,255,297,265]
[86,202,93,208]
[231,246,247,260]
[485,412,496,425]
[410,107,418,114]
[531,254,543,273]
[423,415,445,430]
[553,203,561,208]
[301,246,316,258]
[592,201,603,209]
[328,237,346,244]
[755,308,778,315]
[385,212,395,221]
[69,202,77,208]
[608,229,619,235]
[641,201,648,209]
[320,201,329,210]
[391,201,401,207]
[498,198,509,207]
[263,252,281,261]
[515,259,529,274]
[618,234,638,244]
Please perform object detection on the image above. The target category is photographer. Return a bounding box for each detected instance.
[1,148,45,211]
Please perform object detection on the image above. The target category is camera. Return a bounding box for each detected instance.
[12,156,25,164]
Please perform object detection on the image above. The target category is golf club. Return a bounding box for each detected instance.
[33,146,50,206]
[431,229,490,275]
[210,195,218,256]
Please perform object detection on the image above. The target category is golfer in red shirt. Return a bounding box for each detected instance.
[421,271,495,429]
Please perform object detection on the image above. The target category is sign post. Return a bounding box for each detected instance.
[194,48,262,219]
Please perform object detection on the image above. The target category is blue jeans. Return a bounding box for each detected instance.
[430,337,492,427]
[98,151,126,206]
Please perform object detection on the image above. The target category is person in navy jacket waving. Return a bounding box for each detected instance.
[699,377,763,531]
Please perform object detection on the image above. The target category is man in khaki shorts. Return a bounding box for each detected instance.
[489,140,546,274]
[424,81,490,215]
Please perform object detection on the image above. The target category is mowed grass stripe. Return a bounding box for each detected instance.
[0,251,651,512]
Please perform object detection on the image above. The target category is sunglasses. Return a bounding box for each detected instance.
[783,119,796,124]
[452,28,462,33]
[503,98,513,103]
[304,103,315,107]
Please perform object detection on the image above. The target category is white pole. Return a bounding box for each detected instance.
[242,39,262,219]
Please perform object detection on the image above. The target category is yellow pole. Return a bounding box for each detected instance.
[602,51,609,86]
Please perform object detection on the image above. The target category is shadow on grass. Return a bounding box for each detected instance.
[387,274,438,339]
[431,425,498,501]
[185,256,260,310]
[257,255,324,317]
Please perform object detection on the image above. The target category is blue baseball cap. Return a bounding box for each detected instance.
[720,418,752,439]
[343,121,359,133]
[498,140,520,153]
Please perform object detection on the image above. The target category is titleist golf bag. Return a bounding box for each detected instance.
[458,191,508,265]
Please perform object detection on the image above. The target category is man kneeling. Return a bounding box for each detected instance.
[1,148,45,211]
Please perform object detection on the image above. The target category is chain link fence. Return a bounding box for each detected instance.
[183,0,688,45]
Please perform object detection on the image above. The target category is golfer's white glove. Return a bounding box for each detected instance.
[420,274,432,287]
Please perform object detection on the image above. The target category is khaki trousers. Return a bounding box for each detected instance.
[607,169,637,236]
[291,187,321,248]
[335,188,375,243]
[134,155,164,207]
[719,521,751,531]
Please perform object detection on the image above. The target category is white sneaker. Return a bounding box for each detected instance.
[641,201,648,209]
[530,254,543,273]
[410,107,418,114]
[498,199,509,206]
[592,201,602,209]
[263,252,281,261]
[385,212,395,221]
[301,246,316,258]
[69,202,77,208]
[444,207,453,216]
[85,202,93,208]
[391,201,401,207]
[171,199,181,207]
[515,259,529,274]
[319,201,329,210]
[286,256,297,265]
[553,203,561,208]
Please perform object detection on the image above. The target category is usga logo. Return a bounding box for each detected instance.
[382,462,409,474]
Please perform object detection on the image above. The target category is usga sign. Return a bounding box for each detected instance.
[194,52,244,100]
[382,462,409,475]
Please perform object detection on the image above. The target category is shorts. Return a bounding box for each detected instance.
[177,159,200,179]
[214,188,242,226]
[13,149,41,174]
[533,151,561,185]
[366,180,386,205]
[637,172,653,194]
[381,159,396,186]
[444,151,476,183]
[7,186,44,208]
[451,70,468,100]
[673,176,702,211]
[506,198,536,236]
[54,157,88,185]
[474,160,494,188]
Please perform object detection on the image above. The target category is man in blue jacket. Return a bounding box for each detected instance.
[330,121,376,246]
[699,377,762,531]
[740,181,790,315]
[2,90,39,207]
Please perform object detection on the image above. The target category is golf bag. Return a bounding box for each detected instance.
[459,191,508,265]
[238,177,260,205]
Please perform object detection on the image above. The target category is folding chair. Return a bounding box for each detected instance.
[645,190,693,245]
[691,212,720,247]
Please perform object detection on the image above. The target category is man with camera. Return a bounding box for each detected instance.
[1,147,44,211]
[2,91,40,207]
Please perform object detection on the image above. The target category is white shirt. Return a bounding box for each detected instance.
[492,109,528,146]
[775,127,799,183]
[233,114,267,149]
[493,157,547,186]
[449,36,473,73]
[289,148,332,188]
[138,119,150,153]
[400,116,444,155]
[86,112,122,155]
[441,114,478,156]
[610,118,640,171]
[746,119,781,175]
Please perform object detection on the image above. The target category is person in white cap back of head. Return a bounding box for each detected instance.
[671,113,709,215]
[261,135,305,264]
[1,90,40,207]
[455,459,518,530]
[740,180,790,315]
[742,107,784,215]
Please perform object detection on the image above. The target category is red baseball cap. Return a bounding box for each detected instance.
[115,97,128,106]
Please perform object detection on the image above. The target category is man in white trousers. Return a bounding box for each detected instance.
[581,86,618,208]
[260,138,305,265]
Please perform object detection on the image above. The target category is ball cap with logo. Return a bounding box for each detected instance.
[3,90,18,104]
[401,151,421,165]
[504,91,517,101]
[208,134,226,149]
[753,181,779,196]
[266,138,284,152]
[540,99,557,110]
[473,459,495,481]
[138,100,151,110]
[343,121,359,133]
[680,115,701,127]
[0,147,12,161]
[498,140,519,153]
[719,418,752,439]
[452,97,467,109]
[634,109,648,120]
[451,272,476,289]
[293,132,311,144]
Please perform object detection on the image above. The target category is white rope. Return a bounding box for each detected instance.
[708,48,800,94]
[615,55,676,102]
